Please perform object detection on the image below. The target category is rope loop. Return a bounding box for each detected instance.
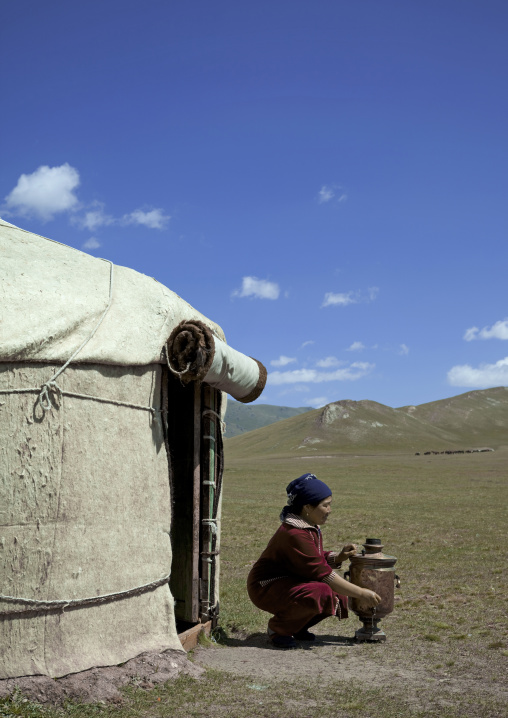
[202,408,226,433]
[166,356,191,377]
[150,408,166,428]
[202,409,221,420]
[38,381,63,412]
[202,519,218,535]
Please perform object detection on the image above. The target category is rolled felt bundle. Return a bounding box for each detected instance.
[166,320,267,403]
[166,320,216,383]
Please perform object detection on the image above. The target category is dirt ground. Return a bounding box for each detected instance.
[0,649,203,706]
[2,620,506,712]
[193,621,508,714]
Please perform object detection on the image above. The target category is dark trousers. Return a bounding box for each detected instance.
[248,577,348,636]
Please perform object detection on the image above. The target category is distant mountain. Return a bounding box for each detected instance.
[225,387,508,457]
[224,401,312,438]
[398,387,508,447]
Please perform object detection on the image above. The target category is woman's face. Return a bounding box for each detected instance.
[303,496,332,525]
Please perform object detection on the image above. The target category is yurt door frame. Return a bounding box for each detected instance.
[166,375,221,626]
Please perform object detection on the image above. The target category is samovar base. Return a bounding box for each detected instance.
[354,618,386,642]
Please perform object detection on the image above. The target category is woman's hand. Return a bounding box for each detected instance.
[337,543,357,563]
[359,588,382,608]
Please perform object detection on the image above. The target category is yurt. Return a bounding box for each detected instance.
[0,219,266,679]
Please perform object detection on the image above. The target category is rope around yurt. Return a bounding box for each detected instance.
[39,259,115,411]
[0,260,164,423]
[0,385,166,424]
[0,573,171,616]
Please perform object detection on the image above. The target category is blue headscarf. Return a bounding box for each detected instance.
[280,473,332,520]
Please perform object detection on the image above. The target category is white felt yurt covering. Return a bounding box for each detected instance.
[0,220,266,679]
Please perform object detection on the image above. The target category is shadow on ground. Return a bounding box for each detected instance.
[223,632,356,650]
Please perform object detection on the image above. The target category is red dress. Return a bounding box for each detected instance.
[247,516,348,636]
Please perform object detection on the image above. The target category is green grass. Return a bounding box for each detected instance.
[217,449,508,715]
[4,669,505,718]
[221,450,508,630]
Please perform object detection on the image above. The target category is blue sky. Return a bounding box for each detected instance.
[2,0,507,409]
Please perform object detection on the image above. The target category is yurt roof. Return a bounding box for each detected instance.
[0,219,225,366]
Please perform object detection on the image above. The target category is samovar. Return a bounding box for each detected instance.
[344,538,400,642]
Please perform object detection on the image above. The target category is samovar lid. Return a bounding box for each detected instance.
[349,537,397,567]
[364,538,384,551]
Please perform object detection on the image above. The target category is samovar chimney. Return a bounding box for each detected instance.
[345,537,400,642]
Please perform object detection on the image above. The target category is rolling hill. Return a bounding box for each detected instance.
[225,387,508,458]
[398,386,508,446]
[224,401,312,438]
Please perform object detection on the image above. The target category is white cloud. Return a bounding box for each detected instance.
[399,344,409,355]
[232,276,280,300]
[347,342,365,352]
[74,201,114,231]
[318,185,335,203]
[123,208,170,229]
[301,340,314,348]
[277,385,310,396]
[268,362,374,385]
[305,397,329,408]
[463,327,478,341]
[271,355,297,367]
[82,237,101,250]
[318,184,347,204]
[316,356,342,368]
[4,165,171,233]
[4,163,80,220]
[447,357,508,388]
[322,287,379,308]
[322,292,355,307]
[73,203,170,231]
[464,319,508,341]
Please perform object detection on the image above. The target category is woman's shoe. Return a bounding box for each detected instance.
[270,633,297,649]
[293,629,316,641]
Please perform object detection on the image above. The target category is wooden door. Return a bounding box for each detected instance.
[166,377,201,624]
[165,374,222,626]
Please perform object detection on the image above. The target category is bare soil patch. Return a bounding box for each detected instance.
[193,621,508,715]
[0,650,203,706]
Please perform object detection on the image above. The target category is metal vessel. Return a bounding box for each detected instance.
[345,538,400,642]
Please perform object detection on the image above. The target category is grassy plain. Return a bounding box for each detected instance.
[2,448,507,717]
[216,448,508,715]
